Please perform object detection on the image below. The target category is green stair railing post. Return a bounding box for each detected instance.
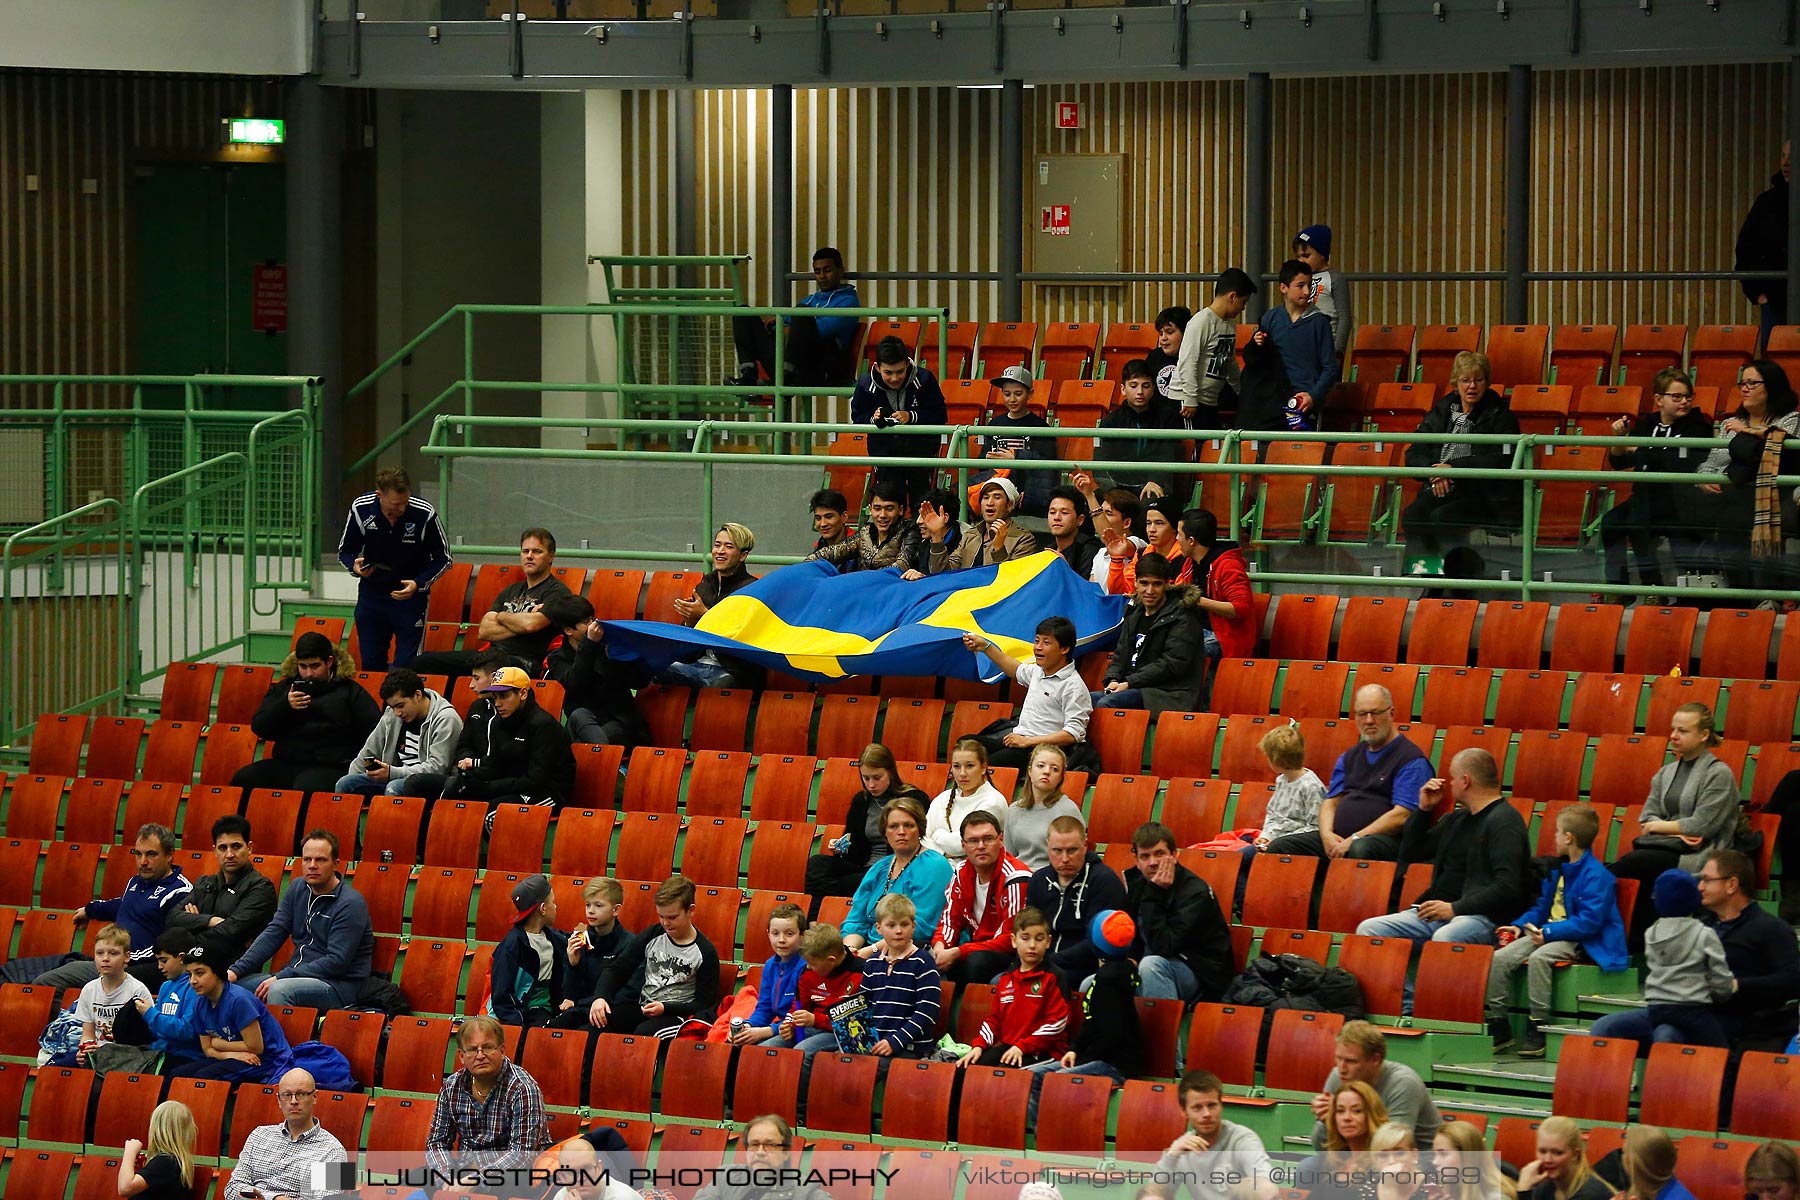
[696,420,717,544]
[1515,436,1538,599]
[463,308,477,443]
[48,380,66,520]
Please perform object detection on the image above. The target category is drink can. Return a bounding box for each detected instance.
[1496,927,1517,947]
[381,849,394,864]
[730,1017,746,1038]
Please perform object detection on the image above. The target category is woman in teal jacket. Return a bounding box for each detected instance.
[840,795,953,954]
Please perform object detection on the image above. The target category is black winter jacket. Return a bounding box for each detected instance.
[1102,591,1206,714]
[1123,862,1234,999]
[250,648,383,767]
[1236,332,1299,434]
[850,362,948,459]
[1096,396,1187,495]
[1405,388,1523,511]
[1735,171,1789,309]
[458,694,576,803]
[1400,795,1535,922]
[161,865,280,964]
[1607,409,1714,518]
[543,634,651,748]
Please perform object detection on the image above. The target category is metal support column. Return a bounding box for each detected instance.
[1505,64,1533,324]
[770,85,794,306]
[1786,58,1800,322]
[999,79,1025,322]
[1243,72,1271,321]
[285,78,345,511]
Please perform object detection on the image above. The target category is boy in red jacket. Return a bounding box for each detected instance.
[777,922,864,1052]
[956,909,1070,1067]
[931,811,1035,984]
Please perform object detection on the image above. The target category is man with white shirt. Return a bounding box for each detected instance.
[228,1068,351,1200]
[962,617,1095,772]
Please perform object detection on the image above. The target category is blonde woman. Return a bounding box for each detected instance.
[119,1100,197,1200]
[1517,1116,1610,1200]
[1004,745,1084,871]
[1400,349,1522,565]
[1430,1119,1514,1200]
[1325,1080,1389,1154]
[1372,1124,1432,1200]
[1620,1126,1697,1200]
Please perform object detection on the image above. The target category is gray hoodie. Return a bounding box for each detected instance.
[1644,914,1736,1007]
[347,688,463,784]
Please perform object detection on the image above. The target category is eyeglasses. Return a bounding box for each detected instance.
[961,834,998,847]
[1740,378,1766,389]
[1354,707,1393,718]
[463,1045,500,1058]
[1694,873,1725,884]
[277,1090,317,1102]
[745,1141,788,1151]
[1653,391,1692,400]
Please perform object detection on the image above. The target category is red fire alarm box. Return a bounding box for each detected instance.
[1056,101,1081,129]
[1040,204,1072,236]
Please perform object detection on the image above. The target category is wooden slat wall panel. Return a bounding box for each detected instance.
[1271,72,1507,328]
[1026,81,1245,329]
[1531,64,1788,329]
[0,70,285,407]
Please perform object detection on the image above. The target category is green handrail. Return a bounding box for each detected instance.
[342,302,952,478]
[416,414,1800,605]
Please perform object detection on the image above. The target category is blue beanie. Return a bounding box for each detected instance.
[1295,224,1332,258]
[1089,909,1136,958]
[1652,868,1702,918]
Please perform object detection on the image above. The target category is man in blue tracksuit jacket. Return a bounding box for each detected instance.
[336,465,453,670]
[228,832,373,1014]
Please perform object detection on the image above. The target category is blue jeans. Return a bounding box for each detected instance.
[1355,909,1497,1013]
[657,659,736,689]
[335,772,419,797]
[1590,1005,1730,1049]
[234,972,360,1012]
[1090,688,1146,709]
[1137,955,1200,1001]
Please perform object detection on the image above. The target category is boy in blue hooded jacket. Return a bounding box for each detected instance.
[487,874,570,1027]
[1484,803,1627,1057]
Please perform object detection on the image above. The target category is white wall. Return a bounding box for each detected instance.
[0,0,309,76]
[539,90,624,450]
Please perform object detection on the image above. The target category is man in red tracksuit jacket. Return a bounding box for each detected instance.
[931,810,1034,984]
[956,908,1070,1067]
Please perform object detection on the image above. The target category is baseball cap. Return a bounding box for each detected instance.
[991,364,1035,391]
[480,666,533,694]
[511,873,552,921]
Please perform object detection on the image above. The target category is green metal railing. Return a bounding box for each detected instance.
[0,379,321,747]
[417,414,1800,605]
[343,300,951,477]
[0,499,132,745]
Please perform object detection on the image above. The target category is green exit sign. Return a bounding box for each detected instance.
[228,118,285,145]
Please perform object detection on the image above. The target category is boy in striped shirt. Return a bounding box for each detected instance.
[956,908,1070,1068]
[859,893,942,1059]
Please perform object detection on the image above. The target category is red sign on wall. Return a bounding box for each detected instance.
[1041,205,1071,236]
[1055,101,1081,129]
[252,263,288,334]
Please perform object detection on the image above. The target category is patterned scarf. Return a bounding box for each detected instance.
[1753,426,1787,558]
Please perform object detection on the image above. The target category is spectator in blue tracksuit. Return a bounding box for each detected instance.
[34,822,191,992]
[140,930,205,1065]
[228,832,373,1014]
[337,466,452,670]
[1257,259,1339,429]
[730,246,861,388]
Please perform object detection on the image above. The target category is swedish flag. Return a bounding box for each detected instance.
[602,550,1126,683]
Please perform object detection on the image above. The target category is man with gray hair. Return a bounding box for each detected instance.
[1264,684,1431,863]
[1355,748,1534,947]
[35,822,191,991]
[228,1067,351,1200]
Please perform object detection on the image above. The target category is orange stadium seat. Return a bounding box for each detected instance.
[1098,323,1158,380]
[1552,1035,1637,1123]
[1486,325,1549,387]
[1038,322,1100,381]
[1624,604,1698,675]
[1348,324,1415,388]
[159,661,218,722]
[1508,384,1573,437]
[1698,607,1775,680]
[1645,673,1719,737]
[424,560,473,623]
[1211,658,1278,717]
[1420,666,1492,728]
[1690,324,1757,390]
[1338,597,1407,663]
[1415,325,1483,388]
[1279,660,1351,719]
[1549,324,1618,387]
[1087,706,1150,775]
[922,321,979,379]
[1322,440,1401,544]
[1617,324,1686,389]
[1407,599,1479,666]
[1568,672,1643,736]
[586,567,646,622]
[1268,594,1338,660]
[4,775,63,840]
[861,319,922,364]
[1551,602,1624,673]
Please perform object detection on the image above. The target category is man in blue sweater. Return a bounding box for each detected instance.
[228,830,373,1013]
[729,246,861,389]
[336,465,453,671]
[1256,259,1339,429]
[36,822,191,992]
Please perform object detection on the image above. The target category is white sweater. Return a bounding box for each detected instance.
[924,782,1009,859]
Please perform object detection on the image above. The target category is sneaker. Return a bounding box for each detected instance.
[1487,1017,1514,1050]
[1517,1024,1547,1058]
